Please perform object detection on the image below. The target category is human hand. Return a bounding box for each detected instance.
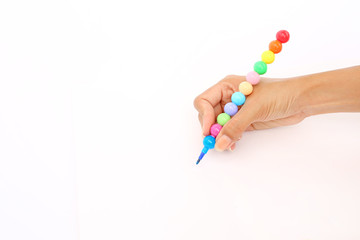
[193,75,306,152]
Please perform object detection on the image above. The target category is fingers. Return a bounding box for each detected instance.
[194,76,243,137]
[215,103,259,151]
[194,81,239,136]
[194,97,215,135]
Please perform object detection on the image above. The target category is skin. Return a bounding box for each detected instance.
[194,66,360,152]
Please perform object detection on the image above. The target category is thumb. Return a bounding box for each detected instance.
[215,103,258,151]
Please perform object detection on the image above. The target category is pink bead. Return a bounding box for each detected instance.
[246,71,260,85]
[210,123,222,137]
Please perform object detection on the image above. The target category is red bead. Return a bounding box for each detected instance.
[276,30,290,43]
[269,40,282,54]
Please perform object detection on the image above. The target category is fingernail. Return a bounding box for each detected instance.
[228,143,236,152]
[215,135,232,152]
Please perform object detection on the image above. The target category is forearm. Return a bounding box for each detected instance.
[297,66,360,117]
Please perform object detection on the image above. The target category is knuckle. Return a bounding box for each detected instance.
[223,74,238,80]
[193,96,201,108]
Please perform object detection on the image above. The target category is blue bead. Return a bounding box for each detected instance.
[203,135,216,150]
[224,102,238,116]
[231,92,246,106]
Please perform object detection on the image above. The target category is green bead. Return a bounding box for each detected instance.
[254,61,267,75]
[217,113,231,126]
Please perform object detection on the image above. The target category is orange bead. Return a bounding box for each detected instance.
[269,40,282,54]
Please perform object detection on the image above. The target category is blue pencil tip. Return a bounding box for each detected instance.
[196,151,205,165]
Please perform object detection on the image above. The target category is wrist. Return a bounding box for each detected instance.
[294,66,360,117]
[294,74,324,117]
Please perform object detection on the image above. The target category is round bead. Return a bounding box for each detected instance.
[231,92,246,106]
[210,123,222,137]
[269,40,282,54]
[276,30,290,43]
[217,113,231,126]
[246,71,260,85]
[253,61,267,75]
[239,81,253,95]
[203,135,216,149]
[261,50,275,64]
[224,102,238,117]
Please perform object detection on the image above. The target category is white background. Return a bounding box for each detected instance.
[1,0,360,239]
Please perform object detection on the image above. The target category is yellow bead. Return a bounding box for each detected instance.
[239,81,253,96]
[261,50,275,64]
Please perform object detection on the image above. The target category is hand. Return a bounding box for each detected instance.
[193,75,306,151]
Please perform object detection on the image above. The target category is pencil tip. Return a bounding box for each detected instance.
[197,151,205,165]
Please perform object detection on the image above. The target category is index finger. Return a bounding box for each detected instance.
[194,96,215,135]
[193,83,226,135]
[194,77,239,135]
